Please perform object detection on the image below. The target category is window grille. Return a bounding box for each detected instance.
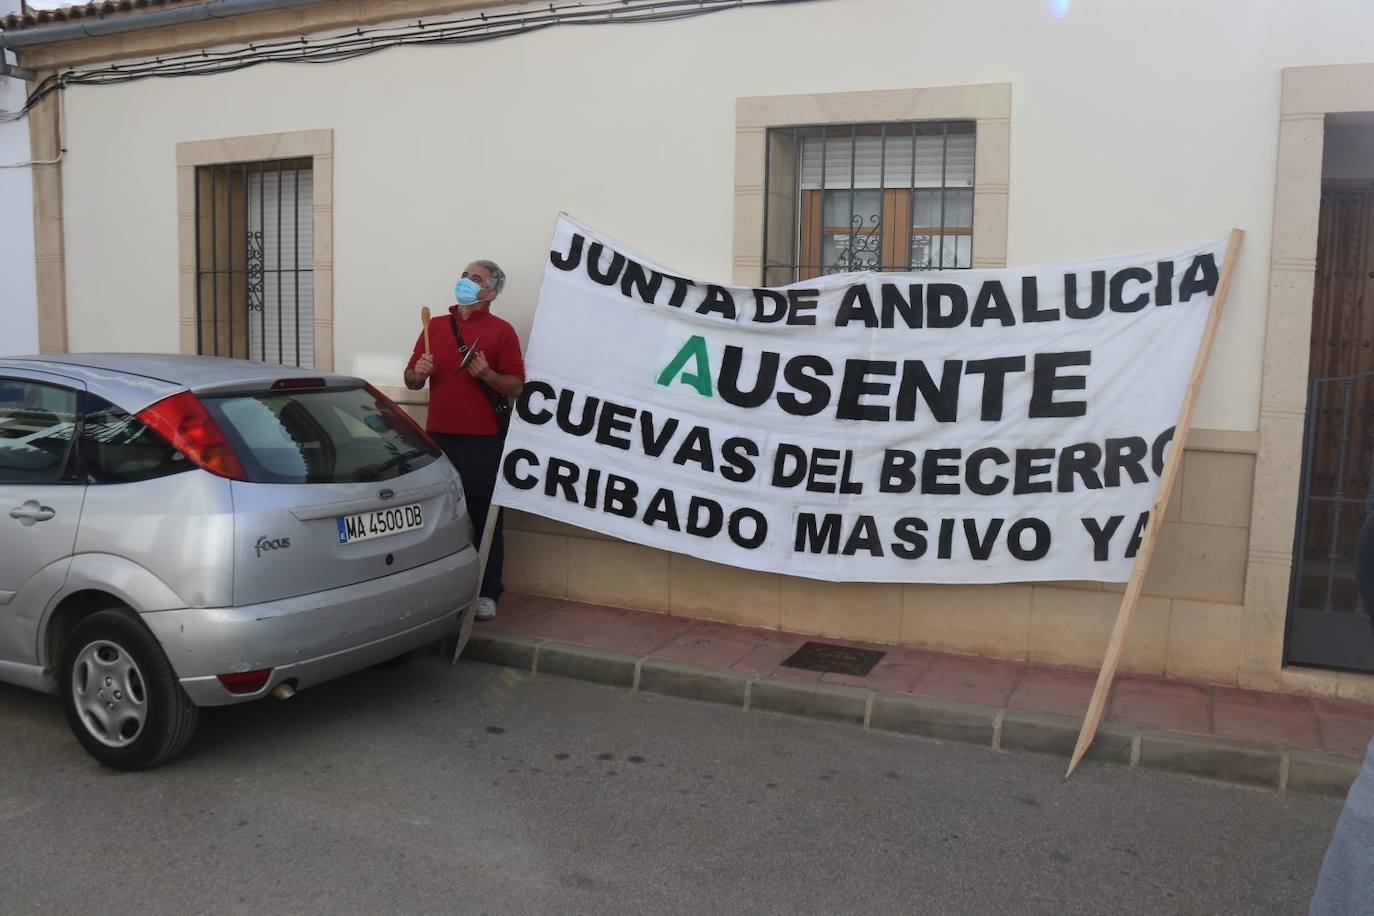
[195,159,314,366]
[763,122,976,285]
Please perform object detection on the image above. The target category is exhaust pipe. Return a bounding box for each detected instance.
[271,682,296,700]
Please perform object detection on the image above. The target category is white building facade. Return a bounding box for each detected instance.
[6,0,1374,698]
[0,0,37,356]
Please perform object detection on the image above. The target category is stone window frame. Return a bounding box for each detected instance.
[732,84,1012,286]
[175,129,335,370]
[1251,64,1374,697]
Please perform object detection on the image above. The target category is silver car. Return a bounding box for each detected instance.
[0,354,477,769]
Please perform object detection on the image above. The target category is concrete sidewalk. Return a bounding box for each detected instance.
[462,593,1374,798]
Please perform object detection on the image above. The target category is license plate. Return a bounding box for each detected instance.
[337,503,424,544]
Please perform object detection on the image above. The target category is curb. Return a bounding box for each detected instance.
[999,709,1134,766]
[870,692,996,746]
[1137,731,1281,789]
[750,677,869,725]
[460,631,1361,799]
[639,657,753,707]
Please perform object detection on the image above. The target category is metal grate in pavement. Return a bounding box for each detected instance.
[781,641,885,677]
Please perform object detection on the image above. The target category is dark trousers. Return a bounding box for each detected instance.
[433,432,504,601]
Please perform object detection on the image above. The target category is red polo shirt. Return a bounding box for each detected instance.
[407,305,525,436]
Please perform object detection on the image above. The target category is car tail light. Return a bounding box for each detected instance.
[217,669,273,695]
[136,390,248,481]
[364,382,439,450]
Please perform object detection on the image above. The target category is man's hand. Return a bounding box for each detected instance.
[405,354,435,389]
[465,351,524,399]
[465,350,491,381]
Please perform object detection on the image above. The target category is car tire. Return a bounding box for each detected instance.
[60,607,200,771]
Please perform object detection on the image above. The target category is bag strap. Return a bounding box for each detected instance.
[448,314,509,418]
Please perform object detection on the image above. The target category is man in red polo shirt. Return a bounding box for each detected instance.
[405,259,525,621]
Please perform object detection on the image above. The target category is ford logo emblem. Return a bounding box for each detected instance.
[378,488,395,501]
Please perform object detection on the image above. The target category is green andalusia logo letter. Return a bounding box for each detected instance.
[656,335,713,397]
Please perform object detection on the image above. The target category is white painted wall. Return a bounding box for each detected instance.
[51,0,1374,430]
[0,0,39,356]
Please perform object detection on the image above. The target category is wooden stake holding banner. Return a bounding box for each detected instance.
[420,306,432,355]
[1066,228,1245,778]
[452,503,502,664]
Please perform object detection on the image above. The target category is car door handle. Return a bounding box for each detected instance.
[9,501,56,524]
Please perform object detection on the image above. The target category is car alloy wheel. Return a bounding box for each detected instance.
[70,639,148,748]
[60,607,199,770]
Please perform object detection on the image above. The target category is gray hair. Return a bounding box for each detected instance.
[472,259,507,295]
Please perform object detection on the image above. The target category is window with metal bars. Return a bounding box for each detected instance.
[194,159,314,367]
[762,121,976,285]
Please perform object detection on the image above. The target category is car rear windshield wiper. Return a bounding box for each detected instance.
[358,448,430,480]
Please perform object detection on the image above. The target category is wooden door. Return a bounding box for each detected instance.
[1288,186,1374,671]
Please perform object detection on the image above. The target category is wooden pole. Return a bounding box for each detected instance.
[1066,228,1245,778]
[421,306,432,355]
[452,504,502,665]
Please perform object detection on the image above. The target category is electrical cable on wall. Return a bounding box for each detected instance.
[0,0,825,123]
[0,66,64,166]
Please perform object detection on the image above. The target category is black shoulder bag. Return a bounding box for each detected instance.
[449,315,512,437]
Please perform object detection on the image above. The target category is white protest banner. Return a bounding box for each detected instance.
[493,214,1233,585]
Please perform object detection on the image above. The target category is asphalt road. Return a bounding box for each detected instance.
[0,654,1345,915]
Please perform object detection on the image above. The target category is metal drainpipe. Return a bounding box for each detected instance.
[0,0,329,50]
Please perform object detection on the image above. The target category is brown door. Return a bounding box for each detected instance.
[1287,187,1374,671]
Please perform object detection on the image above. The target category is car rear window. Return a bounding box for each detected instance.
[201,385,440,484]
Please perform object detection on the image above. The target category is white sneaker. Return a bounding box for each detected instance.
[475,597,497,621]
